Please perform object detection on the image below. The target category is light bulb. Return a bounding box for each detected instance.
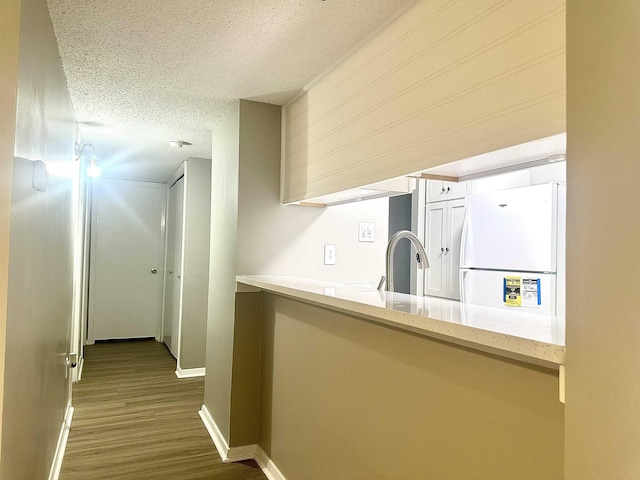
[87,159,101,178]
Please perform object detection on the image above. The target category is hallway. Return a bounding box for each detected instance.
[60,340,266,480]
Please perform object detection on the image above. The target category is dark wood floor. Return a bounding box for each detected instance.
[60,340,266,480]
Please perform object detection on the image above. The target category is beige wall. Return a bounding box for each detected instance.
[3,162,74,479]
[0,0,21,463]
[206,100,392,447]
[565,2,640,478]
[237,100,388,286]
[282,0,566,203]
[259,293,564,479]
[229,292,262,446]
[1,0,77,476]
[179,157,211,370]
[204,101,240,442]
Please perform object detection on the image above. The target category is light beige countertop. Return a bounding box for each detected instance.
[236,275,565,369]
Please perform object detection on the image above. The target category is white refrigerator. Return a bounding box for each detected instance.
[459,182,566,316]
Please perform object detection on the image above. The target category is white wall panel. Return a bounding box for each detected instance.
[283,0,566,203]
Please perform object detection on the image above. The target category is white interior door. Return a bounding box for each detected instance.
[163,177,184,357]
[89,180,166,341]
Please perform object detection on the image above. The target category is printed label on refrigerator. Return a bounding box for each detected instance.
[522,278,541,307]
[504,276,521,306]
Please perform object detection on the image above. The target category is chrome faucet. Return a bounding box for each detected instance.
[381,230,429,292]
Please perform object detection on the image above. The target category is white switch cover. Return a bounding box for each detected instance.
[324,244,336,265]
[358,222,375,242]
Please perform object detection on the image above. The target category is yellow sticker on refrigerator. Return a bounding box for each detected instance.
[504,277,542,307]
[504,276,522,306]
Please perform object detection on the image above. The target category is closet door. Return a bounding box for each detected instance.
[163,177,184,357]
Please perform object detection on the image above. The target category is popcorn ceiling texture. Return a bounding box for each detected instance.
[47,0,413,182]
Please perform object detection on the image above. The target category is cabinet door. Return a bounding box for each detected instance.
[448,180,471,199]
[426,180,470,203]
[445,199,466,300]
[424,202,447,297]
[426,180,447,203]
[424,198,466,300]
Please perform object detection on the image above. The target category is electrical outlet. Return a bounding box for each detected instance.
[324,244,336,265]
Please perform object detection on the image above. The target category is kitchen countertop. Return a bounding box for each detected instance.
[236,275,565,369]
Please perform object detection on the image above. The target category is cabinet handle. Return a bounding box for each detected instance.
[447,187,451,192]
[441,187,446,192]
[445,247,449,252]
[441,247,445,252]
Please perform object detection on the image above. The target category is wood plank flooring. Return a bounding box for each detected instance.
[60,340,266,480]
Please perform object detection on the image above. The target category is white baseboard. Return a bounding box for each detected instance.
[255,447,286,480]
[199,405,256,463]
[48,402,74,480]
[198,406,227,459]
[175,366,206,378]
[198,405,286,479]
[227,443,258,463]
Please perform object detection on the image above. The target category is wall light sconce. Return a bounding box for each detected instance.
[86,158,101,178]
[76,143,101,178]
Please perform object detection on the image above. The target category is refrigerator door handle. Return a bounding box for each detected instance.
[460,206,471,268]
[459,268,469,303]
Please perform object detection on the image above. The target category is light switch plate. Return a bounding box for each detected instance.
[358,222,375,242]
[324,244,336,265]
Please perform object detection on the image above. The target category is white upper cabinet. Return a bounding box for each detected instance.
[426,180,472,203]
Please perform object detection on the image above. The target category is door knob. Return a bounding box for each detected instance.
[66,352,78,368]
[151,268,157,274]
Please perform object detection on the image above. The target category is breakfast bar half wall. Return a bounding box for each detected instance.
[200,277,564,480]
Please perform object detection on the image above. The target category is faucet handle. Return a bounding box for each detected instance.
[377,275,386,291]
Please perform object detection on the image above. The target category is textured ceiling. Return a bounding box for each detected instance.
[47,0,414,182]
